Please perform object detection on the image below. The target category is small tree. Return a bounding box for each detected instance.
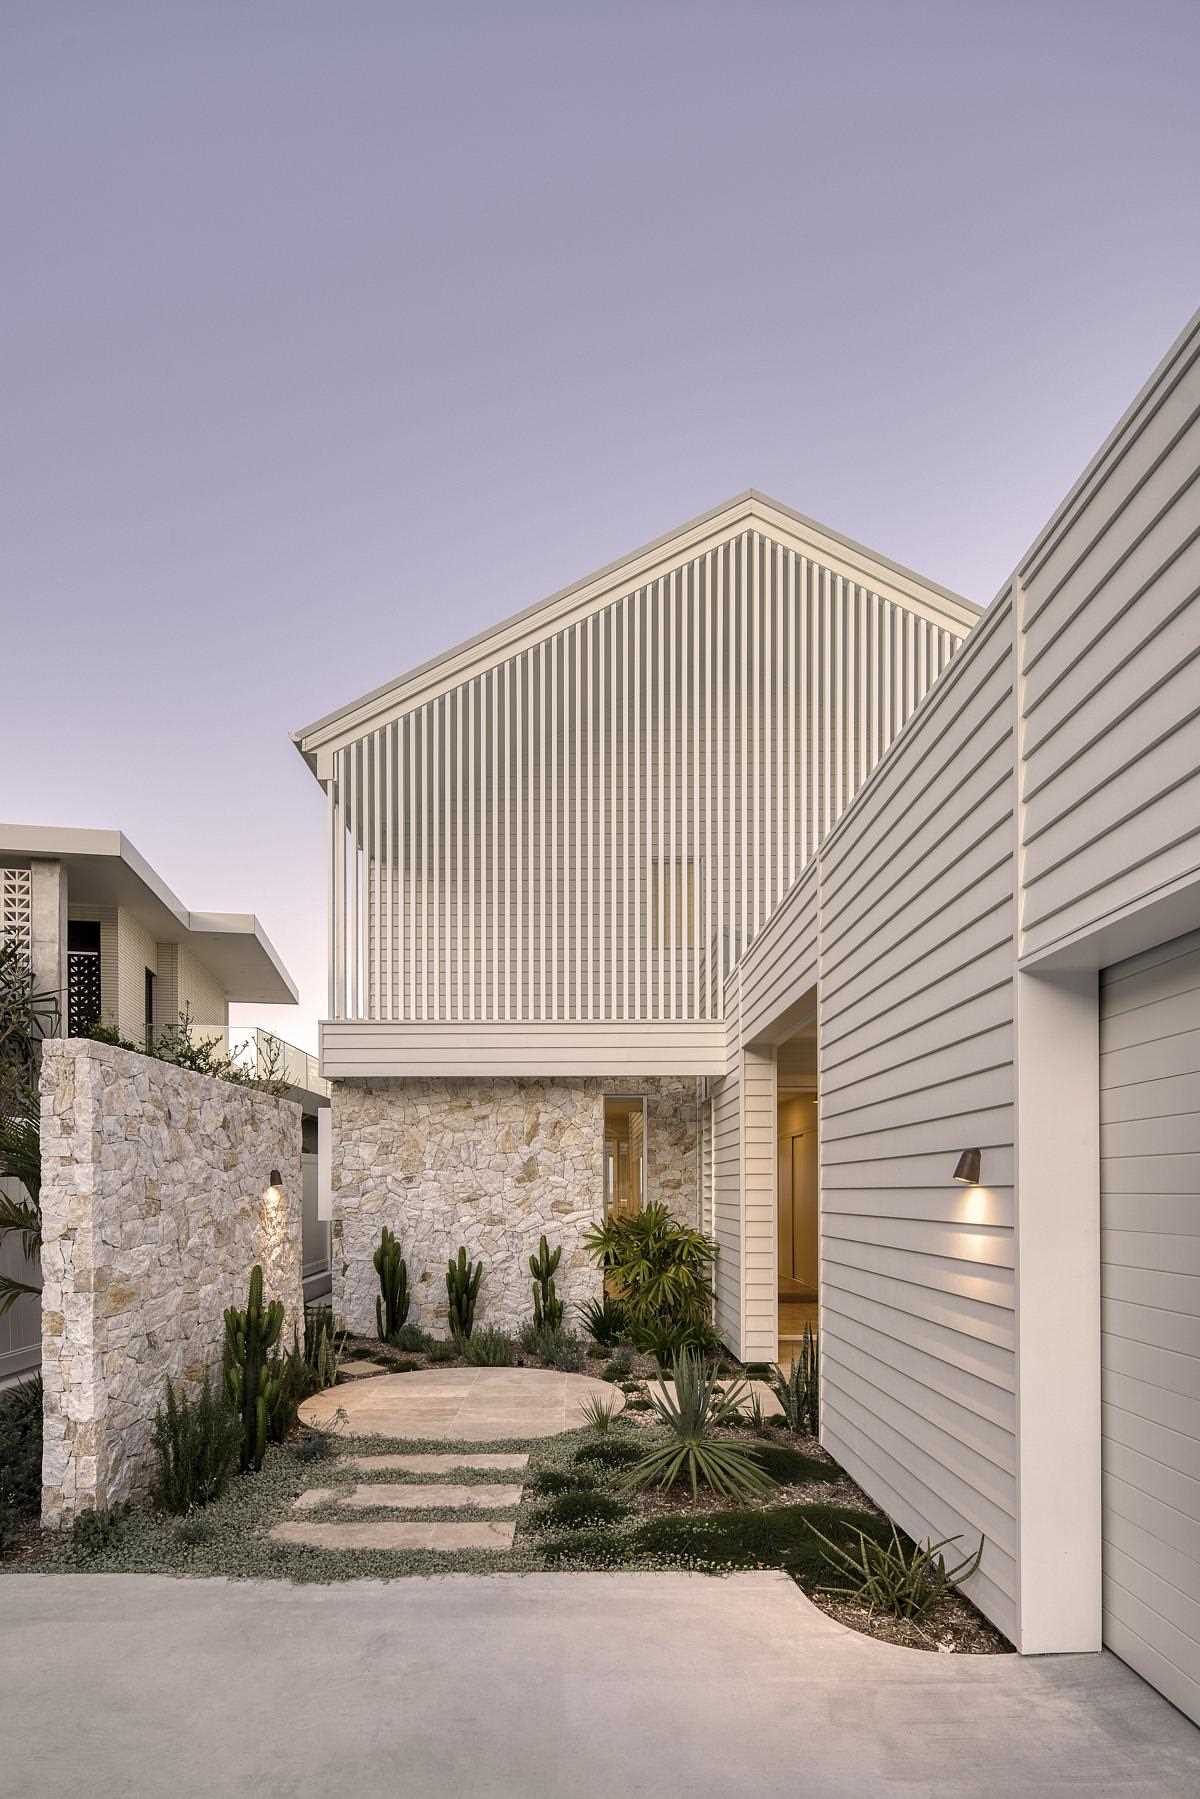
[0,941,59,1317]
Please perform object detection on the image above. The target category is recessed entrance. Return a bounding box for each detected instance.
[778,1090,818,1357]
[603,1096,645,1218]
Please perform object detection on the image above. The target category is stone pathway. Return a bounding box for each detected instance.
[270,1450,532,1554]
[298,1365,623,1441]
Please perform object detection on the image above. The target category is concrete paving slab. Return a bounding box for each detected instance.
[337,1483,525,1510]
[3,1572,1198,1798]
[338,1452,530,1473]
[299,1366,623,1440]
[269,1519,516,1551]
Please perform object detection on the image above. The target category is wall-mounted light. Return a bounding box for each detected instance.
[953,1149,981,1186]
[265,1167,284,1203]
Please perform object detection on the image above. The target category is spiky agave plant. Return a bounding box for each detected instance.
[622,1349,776,1503]
[805,1519,985,1622]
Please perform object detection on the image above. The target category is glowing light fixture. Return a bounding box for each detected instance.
[265,1167,284,1203]
[953,1149,981,1186]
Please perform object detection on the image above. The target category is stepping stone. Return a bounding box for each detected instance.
[338,1453,529,1474]
[270,1520,515,1552]
[292,1488,336,1512]
[337,1358,388,1378]
[337,1483,523,1511]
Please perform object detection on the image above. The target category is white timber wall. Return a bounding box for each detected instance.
[1018,309,1200,965]
[324,527,969,1028]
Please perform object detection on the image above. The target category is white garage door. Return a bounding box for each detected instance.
[1100,928,1200,1725]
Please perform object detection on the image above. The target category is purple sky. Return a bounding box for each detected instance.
[5,2,1198,1050]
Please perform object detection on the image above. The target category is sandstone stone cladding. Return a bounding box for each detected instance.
[331,1075,701,1339]
[39,1037,302,1525]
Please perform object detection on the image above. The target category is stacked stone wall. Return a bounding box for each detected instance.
[331,1075,700,1338]
[39,1038,302,1524]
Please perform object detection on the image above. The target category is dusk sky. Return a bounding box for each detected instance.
[5,1,1198,1050]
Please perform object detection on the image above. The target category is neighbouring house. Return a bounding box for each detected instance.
[0,824,331,1386]
[294,309,1200,1720]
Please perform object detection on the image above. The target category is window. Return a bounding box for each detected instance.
[67,919,101,1036]
[603,1096,645,1218]
[144,968,157,1049]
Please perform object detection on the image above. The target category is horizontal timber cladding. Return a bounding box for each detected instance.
[1019,309,1200,960]
[327,529,966,1025]
[320,1019,726,1078]
[818,597,1018,1640]
[722,594,1020,1636]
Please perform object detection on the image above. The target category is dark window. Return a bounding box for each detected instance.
[67,920,102,1036]
[144,968,157,1048]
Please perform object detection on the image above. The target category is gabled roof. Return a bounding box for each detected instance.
[292,489,981,776]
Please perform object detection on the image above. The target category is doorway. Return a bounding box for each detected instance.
[778,1091,818,1357]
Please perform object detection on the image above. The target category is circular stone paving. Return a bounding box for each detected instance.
[298,1366,626,1442]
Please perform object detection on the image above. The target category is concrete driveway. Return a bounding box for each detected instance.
[5,1571,1199,1797]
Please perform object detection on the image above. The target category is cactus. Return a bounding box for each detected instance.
[222,1264,285,1472]
[446,1246,482,1340]
[373,1226,410,1341]
[529,1234,564,1331]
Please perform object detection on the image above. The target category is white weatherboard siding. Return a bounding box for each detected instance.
[1019,310,1200,964]
[711,980,743,1352]
[307,500,973,1039]
[1100,929,1200,1728]
[817,598,1018,1641]
[320,1019,725,1078]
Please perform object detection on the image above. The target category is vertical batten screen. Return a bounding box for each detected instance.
[326,532,966,1023]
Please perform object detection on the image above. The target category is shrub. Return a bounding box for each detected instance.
[303,1304,341,1390]
[462,1327,516,1367]
[71,1504,129,1560]
[519,1319,584,1370]
[0,1375,42,1548]
[630,1316,721,1364]
[267,1337,315,1444]
[296,1428,332,1463]
[535,1489,630,1531]
[578,1294,627,1349]
[446,1247,482,1340]
[622,1350,775,1503]
[530,1468,594,1496]
[631,1502,894,1577]
[389,1323,433,1353]
[153,1372,241,1514]
[750,1442,841,1486]
[769,1327,819,1435]
[584,1203,716,1338]
[806,1520,984,1621]
[374,1226,410,1341]
[601,1350,634,1383]
[573,1437,643,1472]
[426,1338,460,1364]
[529,1235,564,1330]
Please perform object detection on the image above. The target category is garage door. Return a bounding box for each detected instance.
[1100,928,1200,1725]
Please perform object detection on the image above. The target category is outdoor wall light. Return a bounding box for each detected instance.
[265,1168,284,1202]
[953,1149,982,1186]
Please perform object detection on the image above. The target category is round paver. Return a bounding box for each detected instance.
[298,1365,626,1441]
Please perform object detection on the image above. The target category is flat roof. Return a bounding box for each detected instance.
[0,824,299,1006]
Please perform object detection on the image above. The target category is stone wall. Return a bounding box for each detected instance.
[39,1038,303,1525]
[331,1075,701,1338]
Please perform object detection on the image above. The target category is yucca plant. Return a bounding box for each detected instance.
[584,1203,716,1338]
[622,1349,776,1503]
[769,1325,819,1435]
[806,1518,984,1621]
[579,1392,620,1433]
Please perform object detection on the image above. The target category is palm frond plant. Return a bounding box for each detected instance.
[584,1202,717,1341]
[805,1518,984,1621]
[622,1349,776,1503]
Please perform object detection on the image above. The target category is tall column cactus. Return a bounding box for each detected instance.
[446,1246,482,1340]
[529,1234,563,1330]
[223,1263,285,1472]
[373,1225,410,1341]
